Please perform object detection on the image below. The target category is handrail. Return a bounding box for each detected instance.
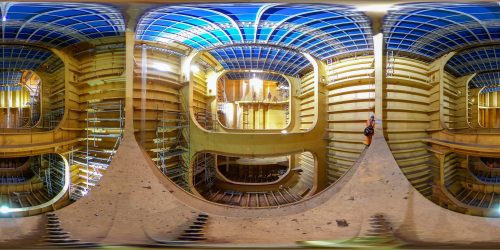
[467,158,500,184]
[215,162,291,186]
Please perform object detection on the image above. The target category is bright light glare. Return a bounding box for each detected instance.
[278,84,289,90]
[151,62,171,72]
[281,130,288,134]
[157,37,172,44]
[2,16,6,22]
[356,4,395,13]
[250,78,262,86]
[0,205,10,214]
[190,64,200,73]
[250,77,263,99]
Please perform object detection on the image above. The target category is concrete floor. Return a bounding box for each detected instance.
[1,131,500,248]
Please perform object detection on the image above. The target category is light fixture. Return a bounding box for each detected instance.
[0,205,10,214]
[2,16,6,22]
[277,83,289,90]
[151,62,171,72]
[281,130,288,134]
[190,64,200,73]
[157,37,172,44]
[356,4,395,13]
[250,69,263,73]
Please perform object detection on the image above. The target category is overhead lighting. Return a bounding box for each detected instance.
[157,37,172,44]
[0,205,10,214]
[190,64,200,73]
[278,83,289,90]
[250,77,262,85]
[151,62,171,72]
[356,4,395,13]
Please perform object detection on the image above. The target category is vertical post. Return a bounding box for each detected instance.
[373,33,384,130]
[465,73,476,128]
[437,52,455,130]
[124,30,135,137]
[439,153,445,188]
[140,45,147,146]
[7,85,10,128]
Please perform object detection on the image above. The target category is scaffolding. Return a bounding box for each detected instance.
[153,110,190,190]
[69,100,124,200]
[42,154,65,197]
[42,107,64,129]
[386,50,395,77]
[193,153,216,191]
[284,103,290,125]
[31,154,65,198]
[242,106,249,129]
[20,83,41,128]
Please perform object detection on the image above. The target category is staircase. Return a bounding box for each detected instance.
[345,213,401,247]
[177,213,209,241]
[365,214,393,237]
[153,213,209,246]
[41,212,98,247]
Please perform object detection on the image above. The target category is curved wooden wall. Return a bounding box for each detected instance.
[298,71,315,132]
[133,45,184,153]
[385,57,434,197]
[325,56,374,185]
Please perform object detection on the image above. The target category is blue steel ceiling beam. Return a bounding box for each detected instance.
[136,4,373,61]
[0,2,124,48]
[384,2,499,60]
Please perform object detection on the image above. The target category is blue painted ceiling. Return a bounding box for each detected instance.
[446,46,500,77]
[210,46,311,76]
[0,45,63,89]
[470,72,500,89]
[0,45,53,71]
[224,71,288,85]
[384,2,500,61]
[137,3,373,75]
[137,3,373,59]
[0,70,23,87]
[0,2,125,48]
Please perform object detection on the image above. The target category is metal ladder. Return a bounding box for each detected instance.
[386,50,395,77]
[242,105,249,129]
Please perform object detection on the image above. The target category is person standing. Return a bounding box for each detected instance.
[364,114,375,146]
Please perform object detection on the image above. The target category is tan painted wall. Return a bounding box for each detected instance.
[479,91,500,128]
[326,56,373,185]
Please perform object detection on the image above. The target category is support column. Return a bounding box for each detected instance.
[438,153,446,188]
[465,73,476,128]
[373,33,384,130]
[434,52,455,130]
[124,30,135,138]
